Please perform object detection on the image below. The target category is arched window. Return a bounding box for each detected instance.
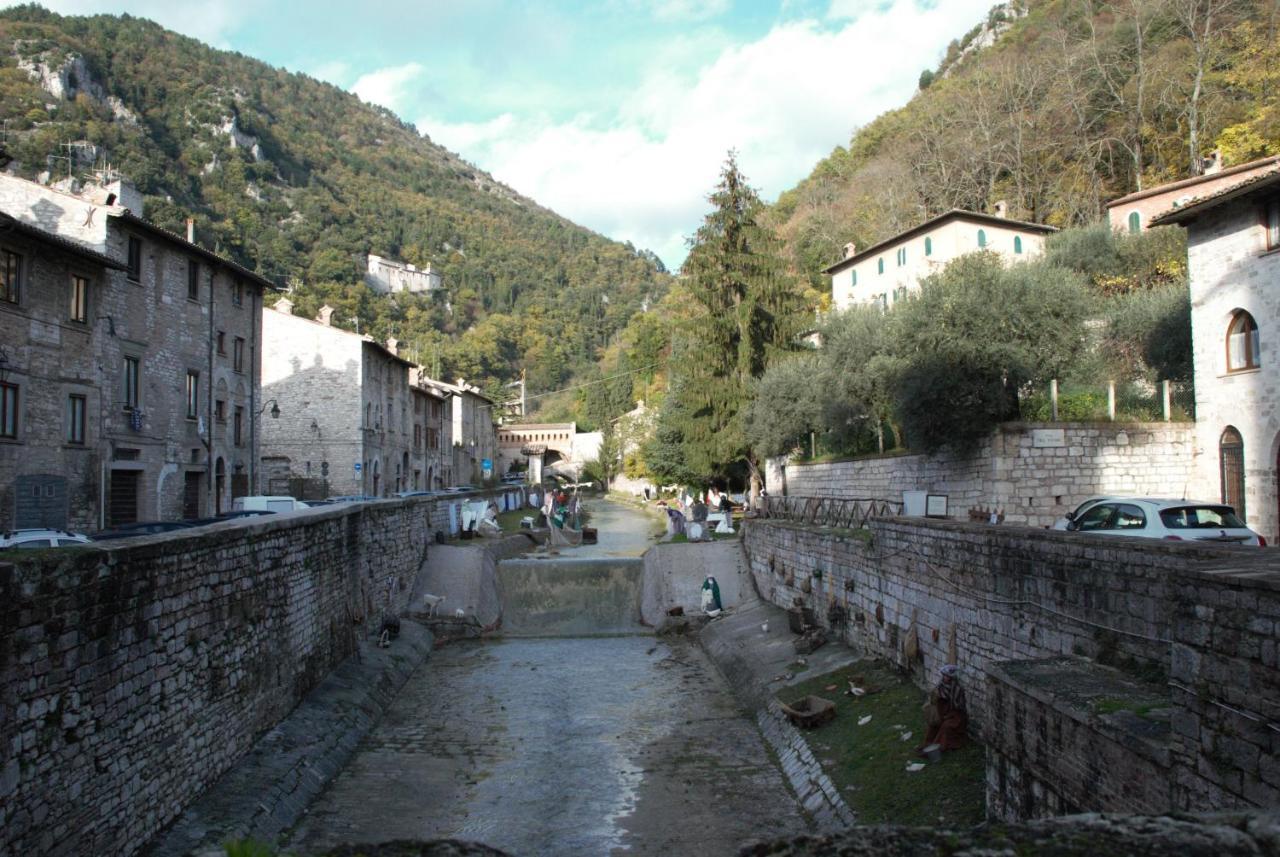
[1220,427,1245,519]
[1227,311,1261,371]
[1128,211,1141,234]
[1014,236,1023,254]
[977,229,988,248]
[924,237,932,256]
[877,258,884,275]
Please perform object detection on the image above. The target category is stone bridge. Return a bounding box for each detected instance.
[496,422,601,481]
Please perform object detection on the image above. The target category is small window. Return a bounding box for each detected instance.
[851,269,857,287]
[187,260,200,301]
[924,236,932,256]
[215,399,226,422]
[1226,310,1260,371]
[1266,199,1280,251]
[232,279,244,307]
[124,357,140,410]
[186,371,199,419]
[70,275,89,322]
[877,258,884,275]
[2,249,21,303]
[1013,236,1023,255]
[233,406,244,447]
[1128,211,1141,235]
[126,236,142,282]
[1,382,17,438]
[67,394,86,444]
[897,247,906,266]
[977,229,988,248]
[216,331,226,355]
[233,337,245,373]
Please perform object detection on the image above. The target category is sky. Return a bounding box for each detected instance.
[8,0,995,269]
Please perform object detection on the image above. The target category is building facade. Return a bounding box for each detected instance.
[410,383,449,490]
[364,253,442,295]
[825,208,1055,312]
[1151,169,1280,542]
[260,300,417,498]
[0,174,272,529]
[418,377,496,485]
[1107,154,1280,235]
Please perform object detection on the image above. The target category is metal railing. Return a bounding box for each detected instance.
[758,495,902,529]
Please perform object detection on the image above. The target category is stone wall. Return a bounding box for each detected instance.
[771,422,1197,529]
[741,516,1280,817]
[0,490,517,857]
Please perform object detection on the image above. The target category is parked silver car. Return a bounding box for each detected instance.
[1061,497,1266,546]
[0,528,93,549]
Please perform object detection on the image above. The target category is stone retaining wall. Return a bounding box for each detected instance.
[0,488,521,857]
[771,422,1197,529]
[741,517,1280,817]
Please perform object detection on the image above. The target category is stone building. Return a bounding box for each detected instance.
[1106,153,1280,235]
[825,207,1055,312]
[1151,167,1280,542]
[260,300,418,498]
[417,376,496,485]
[0,173,273,529]
[410,382,449,490]
[364,253,442,295]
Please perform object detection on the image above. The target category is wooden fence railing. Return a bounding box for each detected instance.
[758,495,902,529]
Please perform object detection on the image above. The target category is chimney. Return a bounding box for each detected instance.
[103,176,143,216]
[843,242,857,259]
[1203,150,1223,175]
[273,296,294,315]
[386,337,399,356]
[316,304,335,326]
[993,200,1008,218]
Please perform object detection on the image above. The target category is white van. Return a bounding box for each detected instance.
[232,496,310,513]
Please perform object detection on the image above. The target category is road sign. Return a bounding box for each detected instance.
[354,462,362,472]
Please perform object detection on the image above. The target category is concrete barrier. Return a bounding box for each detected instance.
[639,541,752,626]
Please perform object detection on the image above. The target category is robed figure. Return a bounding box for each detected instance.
[701,575,723,614]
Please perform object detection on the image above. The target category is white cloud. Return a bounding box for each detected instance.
[352,62,427,112]
[421,0,992,269]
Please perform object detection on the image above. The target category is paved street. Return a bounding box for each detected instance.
[287,635,810,856]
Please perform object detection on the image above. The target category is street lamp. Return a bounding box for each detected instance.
[258,398,281,419]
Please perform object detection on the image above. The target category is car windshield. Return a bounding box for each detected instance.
[1159,506,1247,529]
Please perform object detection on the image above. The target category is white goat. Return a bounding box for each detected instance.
[421,593,446,617]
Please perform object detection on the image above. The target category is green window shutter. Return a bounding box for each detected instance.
[977,229,988,248]
[878,258,884,274]
[924,237,932,256]
[1128,211,1141,234]
[1014,236,1023,254]
[851,269,857,286]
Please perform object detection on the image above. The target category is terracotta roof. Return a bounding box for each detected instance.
[1148,169,1280,227]
[1106,155,1280,209]
[0,213,128,270]
[823,209,1056,274]
[112,211,278,291]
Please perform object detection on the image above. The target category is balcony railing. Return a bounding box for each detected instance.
[757,495,902,529]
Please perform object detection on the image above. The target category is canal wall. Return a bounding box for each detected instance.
[498,558,649,636]
[0,488,522,857]
[768,421,1195,529]
[639,541,753,626]
[740,516,1280,818]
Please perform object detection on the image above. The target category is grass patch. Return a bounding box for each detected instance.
[1092,696,1163,719]
[778,660,986,826]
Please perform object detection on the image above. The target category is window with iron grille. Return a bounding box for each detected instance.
[186,371,199,419]
[124,357,140,410]
[70,275,89,322]
[2,249,21,303]
[233,337,245,372]
[67,394,86,444]
[0,382,17,438]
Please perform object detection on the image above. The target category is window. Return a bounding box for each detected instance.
[924,236,932,256]
[851,269,857,287]
[1226,310,1260,371]
[70,275,89,322]
[233,337,245,373]
[216,331,226,355]
[1267,199,1280,251]
[1075,503,1115,531]
[126,236,142,282]
[186,371,199,419]
[1219,427,1245,520]
[67,394,86,444]
[1,382,17,438]
[877,258,884,275]
[1013,236,1023,255]
[232,279,244,307]
[187,260,200,301]
[977,229,988,248]
[896,247,906,266]
[124,357,140,410]
[215,399,226,422]
[1128,211,1141,235]
[2,249,21,303]
[233,406,244,447]
[1112,504,1147,529]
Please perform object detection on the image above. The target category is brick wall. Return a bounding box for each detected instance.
[741,517,1280,817]
[0,488,518,857]
[772,422,1198,528]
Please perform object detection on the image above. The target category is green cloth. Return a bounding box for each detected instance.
[701,576,722,611]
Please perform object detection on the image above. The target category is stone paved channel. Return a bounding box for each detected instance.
[286,635,810,856]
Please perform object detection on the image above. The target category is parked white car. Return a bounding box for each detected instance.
[231,496,310,513]
[1051,496,1117,531]
[1061,497,1266,546]
[0,529,93,549]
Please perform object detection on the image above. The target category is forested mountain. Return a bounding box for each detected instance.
[0,5,670,401]
[772,0,1280,290]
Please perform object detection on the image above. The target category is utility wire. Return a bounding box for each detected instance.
[522,362,663,403]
